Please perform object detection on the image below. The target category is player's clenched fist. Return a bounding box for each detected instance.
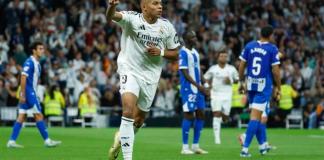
[108,0,119,6]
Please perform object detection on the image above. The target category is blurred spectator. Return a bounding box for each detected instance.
[0,78,9,106]
[275,81,298,126]
[44,85,65,117]
[12,44,27,66]
[0,35,9,65]
[78,87,98,117]
[303,101,322,129]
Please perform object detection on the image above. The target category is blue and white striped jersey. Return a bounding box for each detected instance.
[239,41,280,94]
[179,46,201,94]
[21,56,41,92]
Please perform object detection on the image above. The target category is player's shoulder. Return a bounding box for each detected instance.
[267,42,279,51]
[226,64,237,71]
[158,17,174,28]
[245,41,258,48]
[24,57,33,65]
[209,64,218,70]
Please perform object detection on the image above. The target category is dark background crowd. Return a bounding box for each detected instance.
[0,0,323,128]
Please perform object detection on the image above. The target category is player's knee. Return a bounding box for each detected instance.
[17,114,26,123]
[213,111,222,117]
[261,117,268,124]
[122,104,135,118]
[196,111,205,119]
[34,113,44,121]
[184,112,194,120]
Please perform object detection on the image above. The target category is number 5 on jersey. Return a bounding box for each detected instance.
[252,57,261,75]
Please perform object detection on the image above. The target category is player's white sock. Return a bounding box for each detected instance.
[192,143,199,149]
[120,117,135,160]
[182,144,190,150]
[213,117,222,144]
[242,147,249,153]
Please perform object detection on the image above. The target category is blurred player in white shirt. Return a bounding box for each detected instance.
[204,50,239,144]
[106,0,180,160]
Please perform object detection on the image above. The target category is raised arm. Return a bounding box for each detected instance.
[106,0,123,22]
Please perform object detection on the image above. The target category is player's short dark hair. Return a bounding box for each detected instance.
[261,25,274,38]
[30,41,43,50]
[217,49,227,55]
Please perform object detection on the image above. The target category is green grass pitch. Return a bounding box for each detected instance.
[1,127,324,160]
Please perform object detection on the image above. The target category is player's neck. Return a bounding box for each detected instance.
[218,63,226,68]
[259,37,270,43]
[32,55,40,61]
[143,13,157,24]
[185,45,193,50]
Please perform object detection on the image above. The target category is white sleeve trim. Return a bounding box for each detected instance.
[239,56,246,62]
[271,62,280,66]
[22,72,29,77]
[179,66,188,69]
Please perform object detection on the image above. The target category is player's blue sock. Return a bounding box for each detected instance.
[243,120,260,148]
[260,123,267,143]
[10,122,22,141]
[193,119,204,144]
[36,121,49,140]
[182,118,193,144]
[256,123,263,145]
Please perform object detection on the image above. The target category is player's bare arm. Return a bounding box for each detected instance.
[272,64,281,101]
[238,60,247,94]
[147,45,179,61]
[180,69,208,96]
[19,75,27,103]
[106,0,122,22]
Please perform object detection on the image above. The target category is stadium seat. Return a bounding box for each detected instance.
[82,114,97,128]
[48,116,64,127]
[319,121,324,130]
[285,109,303,129]
[237,113,249,128]
[67,108,97,128]
[0,107,17,122]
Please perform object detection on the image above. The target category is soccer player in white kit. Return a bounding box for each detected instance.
[106,0,180,160]
[204,50,239,144]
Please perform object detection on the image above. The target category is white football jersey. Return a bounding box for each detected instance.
[204,64,239,100]
[114,11,180,84]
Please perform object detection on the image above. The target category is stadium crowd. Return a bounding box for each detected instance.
[0,0,323,128]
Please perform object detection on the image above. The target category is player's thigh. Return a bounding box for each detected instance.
[248,91,270,112]
[18,93,42,114]
[222,99,232,116]
[181,92,198,113]
[119,73,140,98]
[196,94,206,110]
[137,81,158,112]
[211,98,222,112]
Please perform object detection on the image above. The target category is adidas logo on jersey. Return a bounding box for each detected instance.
[139,25,145,30]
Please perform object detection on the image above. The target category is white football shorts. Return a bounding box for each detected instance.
[211,98,232,116]
[119,72,158,112]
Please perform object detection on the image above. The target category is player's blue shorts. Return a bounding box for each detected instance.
[19,90,42,114]
[248,91,271,112]
[181,92,205,112]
